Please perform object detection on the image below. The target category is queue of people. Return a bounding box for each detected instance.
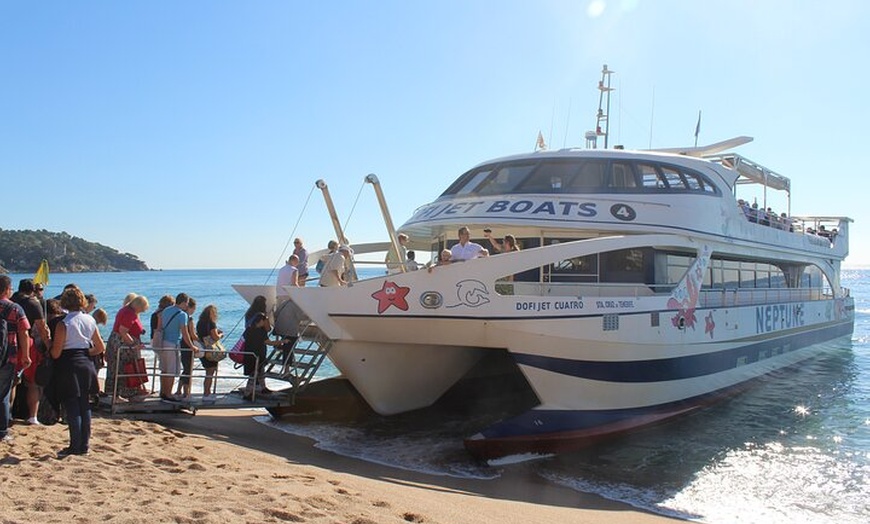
[1,276,107,457]
[0,276,237,457]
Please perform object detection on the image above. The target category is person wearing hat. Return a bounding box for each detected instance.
[320,245,352,287]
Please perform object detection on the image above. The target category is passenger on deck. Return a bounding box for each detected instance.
[320,245,351,287]
[759,206,770,226]
[484,230,520,254]
[405,250,420,271]
[315,240,338,277]
[276,254,300,298]
[450,226,488,261]
[385,233,410,273]
[292,238,310,286]
[427,249,452,273]
[749,202,759,223]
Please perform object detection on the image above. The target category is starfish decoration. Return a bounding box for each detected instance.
[705,311,716,339]
[371,280,410,314]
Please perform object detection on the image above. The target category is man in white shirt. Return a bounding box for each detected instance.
[320,246,351,287]
[276,255,300,298]
[450,226,488,261]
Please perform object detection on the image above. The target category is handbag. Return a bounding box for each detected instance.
[229,337,246,365]
[34,357,54,387]
[202,336,227,363]
[151,328,163,348]
[123,358,149,388]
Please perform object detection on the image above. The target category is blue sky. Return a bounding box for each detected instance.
[2,1,868,269]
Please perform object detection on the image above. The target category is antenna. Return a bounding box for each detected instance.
[586,64,615,149]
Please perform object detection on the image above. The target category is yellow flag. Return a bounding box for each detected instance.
[34,259,50,286]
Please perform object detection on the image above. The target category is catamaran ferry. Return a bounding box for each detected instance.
[230,59,849,461]
[235,135,854,459]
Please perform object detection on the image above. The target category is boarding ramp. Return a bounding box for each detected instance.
[100,319,333,416]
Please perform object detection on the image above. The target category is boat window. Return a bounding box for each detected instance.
[660,166,688,189]
[567,160,607,190]
[639,163,667,189]
[441,165,497,196]
[666,253,696,284]
[600,248,650,284]
[683,171,704,191]
[440,158,720,198]
[542,238,598,283]
[804,265,824,289]
[516,160,581,193]
[608,162,639,189]
[475,163,537,196]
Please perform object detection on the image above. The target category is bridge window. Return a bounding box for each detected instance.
[476,163,536,196]
[609,162,638,188]
[516,161,581,193]
[439,159,719,197]
[567,160,607,190]
[660,166,687,189]
[639,163,667,189]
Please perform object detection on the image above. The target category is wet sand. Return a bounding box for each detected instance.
[0,409,680,523]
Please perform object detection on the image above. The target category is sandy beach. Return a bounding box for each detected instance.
[1,409,679,523]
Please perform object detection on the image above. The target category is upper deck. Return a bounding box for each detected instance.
[398,147,851,262]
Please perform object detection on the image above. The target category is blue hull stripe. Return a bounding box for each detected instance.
[476,389,727,440]
[512,321,853,383]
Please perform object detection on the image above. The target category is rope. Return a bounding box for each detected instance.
[226,183,318,345]
[341,179,368,241]
[263,183,317,285]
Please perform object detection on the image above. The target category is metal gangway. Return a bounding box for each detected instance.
[100,320,333,416]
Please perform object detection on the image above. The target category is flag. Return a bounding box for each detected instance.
[536,131,547,151]
[694,110,702,139]
[34,259,50,286]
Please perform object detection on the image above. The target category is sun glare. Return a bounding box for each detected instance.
[587,0,606,18]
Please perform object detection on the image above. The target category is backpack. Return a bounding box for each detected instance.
[0,315,8,365]
[0,303,15,366]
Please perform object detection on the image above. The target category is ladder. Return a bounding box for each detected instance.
[262,320,333,401]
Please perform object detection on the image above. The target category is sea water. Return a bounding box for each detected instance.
[10,268,868,522]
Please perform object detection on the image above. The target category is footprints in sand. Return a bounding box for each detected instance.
[3,417,435,524]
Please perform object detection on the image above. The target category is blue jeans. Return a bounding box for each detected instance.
[0,361,15,438]
[63,392,92,453]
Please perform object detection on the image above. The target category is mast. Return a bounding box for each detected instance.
[365,174,405,273]
[586,64,615,149]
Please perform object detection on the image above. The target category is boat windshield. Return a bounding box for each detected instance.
[441,158,719,197]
